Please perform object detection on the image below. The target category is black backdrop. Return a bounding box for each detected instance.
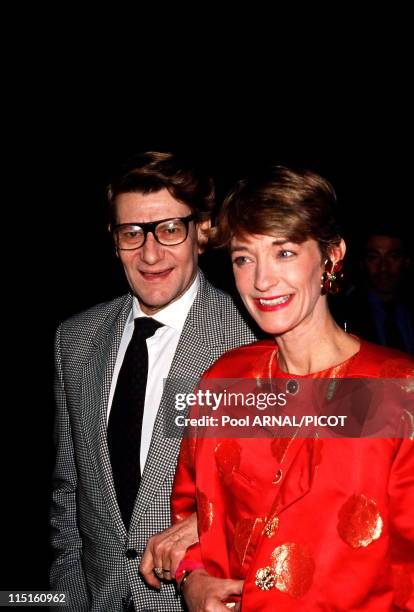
[2,100,412,594]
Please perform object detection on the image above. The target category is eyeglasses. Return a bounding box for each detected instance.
[112,214,195,250]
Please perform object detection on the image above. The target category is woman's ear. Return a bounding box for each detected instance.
[328,238,346,265]
[197,219,212,254]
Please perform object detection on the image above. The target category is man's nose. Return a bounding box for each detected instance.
[140,232,164,264]
[379,256,390,272]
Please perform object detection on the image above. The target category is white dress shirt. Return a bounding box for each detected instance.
[107,273,199,470]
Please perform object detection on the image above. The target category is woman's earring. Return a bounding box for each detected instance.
[321,259,343,295]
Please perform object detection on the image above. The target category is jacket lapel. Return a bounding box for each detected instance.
[131,275,225,527]
[80,294,132,536]
[267,436,323,517]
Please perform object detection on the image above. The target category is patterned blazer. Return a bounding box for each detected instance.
[50,272,257,612]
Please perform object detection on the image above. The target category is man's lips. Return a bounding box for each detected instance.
[139,268,173,281]
[253,294,294,311]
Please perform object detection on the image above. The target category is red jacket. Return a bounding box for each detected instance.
[172,340,414,610]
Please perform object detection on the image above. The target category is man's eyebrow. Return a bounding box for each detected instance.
[365,249,405,256]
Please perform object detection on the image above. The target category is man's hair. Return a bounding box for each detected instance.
[360,224,409,254]
[107,151,215,223]
[212,164,342,258]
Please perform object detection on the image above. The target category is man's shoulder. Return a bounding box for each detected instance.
[192,277,259,347]
[57,294,131,341]
[195,276,247,322]
[199,277,234,304]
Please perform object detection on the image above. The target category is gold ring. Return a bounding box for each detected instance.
[154,567,163,578]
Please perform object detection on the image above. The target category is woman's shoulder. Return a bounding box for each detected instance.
[352,339,414,377]
[205,339,276,378]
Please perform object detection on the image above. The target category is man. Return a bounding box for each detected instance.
[50,152,257,611]
[332,228,413,354]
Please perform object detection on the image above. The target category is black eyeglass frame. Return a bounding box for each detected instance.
[112,214,195,250]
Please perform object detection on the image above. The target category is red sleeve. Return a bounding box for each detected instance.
[171,436,197,523]
[389,438,414,610]
[171,436,205,578]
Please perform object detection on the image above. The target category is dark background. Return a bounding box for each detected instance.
[2,64,412,595]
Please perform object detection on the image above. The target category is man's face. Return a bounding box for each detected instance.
[114,189,209,314]
[363,235,409,296]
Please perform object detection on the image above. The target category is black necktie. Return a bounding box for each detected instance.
[107,317,163,530]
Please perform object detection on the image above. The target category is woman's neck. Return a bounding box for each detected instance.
[275,311,360,376]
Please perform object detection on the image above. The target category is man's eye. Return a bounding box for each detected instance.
[122,230,143,240]
[158,222,185,237]
[119,227,143,241]
[388,253,404,262]
[279,250,295,258]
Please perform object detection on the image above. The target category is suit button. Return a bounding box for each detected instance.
[126,548,138,560]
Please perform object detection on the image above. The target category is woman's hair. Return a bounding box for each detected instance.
[212,165,342,258]
[107,151,215,223]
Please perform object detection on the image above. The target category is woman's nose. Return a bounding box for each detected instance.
[254,263,278,292]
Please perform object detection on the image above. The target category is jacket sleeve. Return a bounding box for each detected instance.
[388,436,414,611]
[171,436,205,575]
[49,325,89,611]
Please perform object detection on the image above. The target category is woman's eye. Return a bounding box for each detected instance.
[279,250,295,258]
[233,256,251,266]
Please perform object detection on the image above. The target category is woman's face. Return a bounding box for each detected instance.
[231,233,328,336]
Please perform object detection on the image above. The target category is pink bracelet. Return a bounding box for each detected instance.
[175,561,204,586]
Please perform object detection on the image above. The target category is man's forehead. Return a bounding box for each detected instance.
[365,235,405,254]
[115,190,191,222]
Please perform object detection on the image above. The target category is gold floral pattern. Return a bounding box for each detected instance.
[263,516,279,538]
[337,494,383,548]
[255,566,275,591]
[270,542,315,598]
[197,489,214,534]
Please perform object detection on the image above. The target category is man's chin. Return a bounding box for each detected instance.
[137,292,174,315]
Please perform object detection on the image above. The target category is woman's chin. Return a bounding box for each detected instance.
[259,322,293,336]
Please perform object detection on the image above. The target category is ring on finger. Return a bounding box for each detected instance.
[154,567,163,579]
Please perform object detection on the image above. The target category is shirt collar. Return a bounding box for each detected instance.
[130,272,200,332]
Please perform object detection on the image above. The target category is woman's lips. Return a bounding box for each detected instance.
[253,294,294,311]
[140,268,173,281]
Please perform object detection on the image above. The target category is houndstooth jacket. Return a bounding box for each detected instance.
[50,272,257,612]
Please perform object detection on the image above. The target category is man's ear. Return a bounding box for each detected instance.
[108,223,119,258]
[197,219,212,255]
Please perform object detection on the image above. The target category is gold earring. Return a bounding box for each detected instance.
[321,259,343,295]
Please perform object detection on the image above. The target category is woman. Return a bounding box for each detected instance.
[171,166,414,611]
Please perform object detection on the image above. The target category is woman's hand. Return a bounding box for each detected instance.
[183,569,243,612]
[139,513,198,587]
